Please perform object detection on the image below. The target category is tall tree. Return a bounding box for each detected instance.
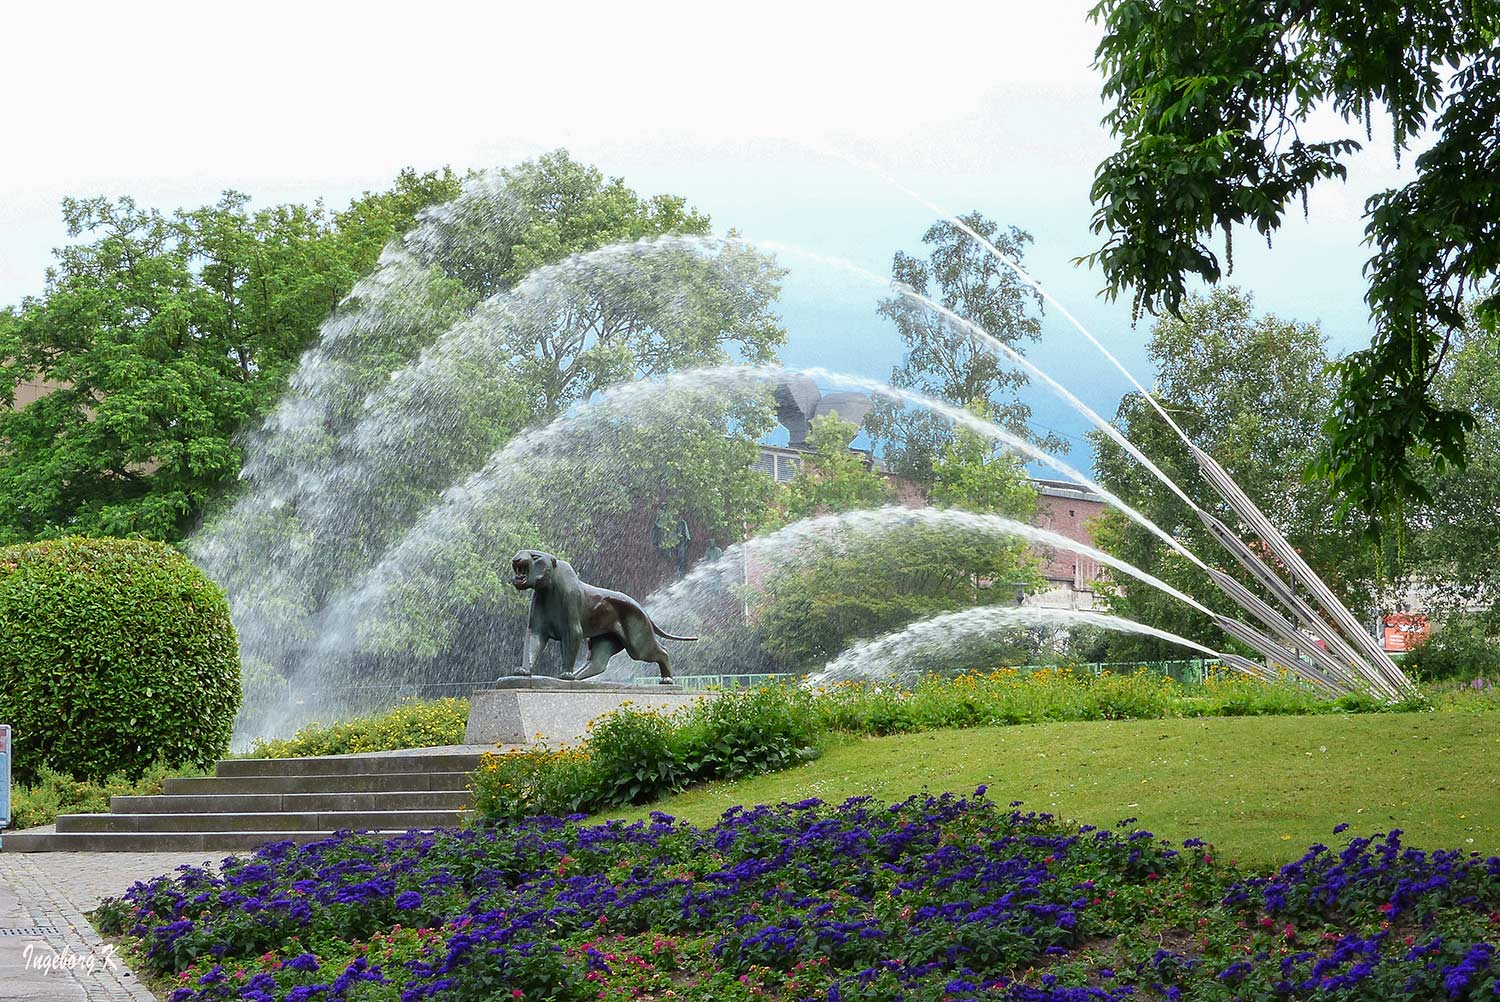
[0,169,462,542]
[1409,314,1500,630]
[1085,1,1500,542]
[762,414,894,530]
[867,213,1059,484]
[1089,289,1379,661]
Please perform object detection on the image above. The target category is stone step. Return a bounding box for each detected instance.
[216,751,489,779]
[164,771,474,795]
[55,810,470,834]
[0,828,420,853]
[111,790,472,814]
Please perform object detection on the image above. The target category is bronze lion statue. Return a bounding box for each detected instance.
[510,549,696,684]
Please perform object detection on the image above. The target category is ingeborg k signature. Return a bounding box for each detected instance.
[22,941,121,975]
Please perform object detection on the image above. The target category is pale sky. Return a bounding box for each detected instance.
[0,0,1419,466]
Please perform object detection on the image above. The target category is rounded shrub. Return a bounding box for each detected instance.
[0,537,241,782]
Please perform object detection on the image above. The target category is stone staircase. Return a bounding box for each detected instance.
[0,748,490,852]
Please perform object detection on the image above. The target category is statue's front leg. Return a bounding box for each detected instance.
[517,629,543,677]
[557,629,583,681]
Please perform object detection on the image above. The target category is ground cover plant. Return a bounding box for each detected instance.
[98,789,1500,1001]
[245,699,470,760]
[471,668,1488,825]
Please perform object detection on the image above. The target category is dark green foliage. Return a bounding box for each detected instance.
[671,684,819,783]
[1410,316,1500,627]
[586,708,681,806]
[1406,617,1500,682]
[0,169,463,543]
[1085,0,1500,541]
[0,537,241,782]
[753,523,1040,673]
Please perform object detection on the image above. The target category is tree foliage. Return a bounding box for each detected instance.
[1085,0,1500,541]
[0,537,240,782]
[0,169,463,542]
[1408,314,1500,630]
[752,414,1039,673]
[196,152,788,698]
[762,415,894,530]
[867,214,1058,483]
[1089,289,1379,661]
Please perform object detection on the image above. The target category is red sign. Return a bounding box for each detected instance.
[1382,613,1430,653]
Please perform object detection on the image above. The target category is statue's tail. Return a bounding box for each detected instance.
[652,623,698,642]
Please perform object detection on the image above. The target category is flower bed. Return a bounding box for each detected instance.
[98,790,1500,1001]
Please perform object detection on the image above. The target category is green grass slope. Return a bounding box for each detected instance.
[620,710,1500,869]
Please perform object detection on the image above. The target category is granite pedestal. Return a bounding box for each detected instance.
[464,676,709,745]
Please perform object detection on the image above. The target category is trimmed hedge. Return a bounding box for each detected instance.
[0,537,241,782]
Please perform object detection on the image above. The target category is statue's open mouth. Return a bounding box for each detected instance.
[512,573,529,588]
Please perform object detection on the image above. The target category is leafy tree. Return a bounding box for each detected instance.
[751,413,1039,673]
[0,169,463,542]
[1088,288,1379,661]
[1085,0,1500,541]
[928,419,1039,520]
[867,213,1059,483]
[762,415,894,529]
[1408,315,1500,631]
[418,151,784,419]
[201,152,788,696]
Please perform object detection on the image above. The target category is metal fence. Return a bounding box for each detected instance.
[1026,659,1216,684]
[629,672,798,690]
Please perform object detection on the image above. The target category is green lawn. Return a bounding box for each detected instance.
[618,710,1500,870]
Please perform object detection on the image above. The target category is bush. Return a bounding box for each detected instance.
[587,706,681,806]
[246,697,470,759]
[672,684,819,783]
[472,686,822,822]
[1406,616,1500,682]
[471,746,597,821]
[0,537,241,782]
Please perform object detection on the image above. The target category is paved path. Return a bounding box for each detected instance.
[0,851,228,1002]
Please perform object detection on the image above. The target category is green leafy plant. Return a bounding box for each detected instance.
[1085,1,1500,539]
[471,746,598,821]
[586,706,681,805]
[246,697,470,758]
[0,536,240,782]
[1406,617,1500,682]
[671,684,819,783]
